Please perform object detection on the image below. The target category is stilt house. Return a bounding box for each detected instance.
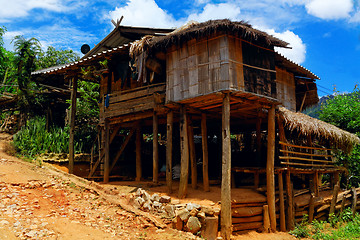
[32,20,360,238]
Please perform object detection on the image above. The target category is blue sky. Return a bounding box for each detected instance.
[1,0,360,95]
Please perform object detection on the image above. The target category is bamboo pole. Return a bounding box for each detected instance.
[286,170,294,230]
[135,125,142,182]
[178,106,189,199]
[188,115,197,189]
[266,105,276,232]
[166,111,173,194]
[352,188,357,217]
[153,111,159,184]
[221,93,231,240]
[68,77,77,174]
[278,172,286,232]
[103,120,110,183]
[201,113,210,192]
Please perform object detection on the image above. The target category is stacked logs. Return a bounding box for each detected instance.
[231,198,266,234]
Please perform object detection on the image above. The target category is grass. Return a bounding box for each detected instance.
[290,209,360,240]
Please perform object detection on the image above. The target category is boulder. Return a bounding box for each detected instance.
[186,203,201,211]
[202,206,215,216]
[133,197,145,209]
[159,195,171,203]
[186,216,201,233]
[142,191,151,202]
[176,208,190,222]
[164,205,176,218]
[142,200,152,211]
[190,208,199,217]
[151,193,160,202]
[172,216,183,230]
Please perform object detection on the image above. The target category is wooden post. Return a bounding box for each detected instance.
[263,205,270,233]
[166,111,173,194]
[266,105,276,232]
[188,115,197,189]
[278,172,286,232]
[329,181,340,216]
[221,93,232,240]
[153,111,159,184]
[103,120,110,183]
[256,117,262,163]
[201,113,210,192]
[352,188,357,217]
[69,77,77,174]
[178,106,189,199]
[135,125,142,181]
[309,193,315,222]
[286,170,294,230]
[313,171,320,197]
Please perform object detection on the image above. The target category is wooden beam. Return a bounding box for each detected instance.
[266,105,276,232]
[256,117,262,163]
[135,125,142,181]
[188,115,197,189]
[221,93,232,240]
[178,106,189,199]
[286,170,294,230]
[313,171,320,197]
[166,111,173,194]
[104,120,110,183]
[68,77,77,174]
[201,113,210,192]
[153,111,159,184]
[278,172,286,232]
[329,181,340,215]
[109,128,135,173]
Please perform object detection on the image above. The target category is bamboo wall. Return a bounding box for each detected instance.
[166,35,245,102]
[276,67,296,111]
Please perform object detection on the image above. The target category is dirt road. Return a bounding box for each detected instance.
[0,133,297,240]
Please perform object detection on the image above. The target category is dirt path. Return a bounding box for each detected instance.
[0,133,297,240]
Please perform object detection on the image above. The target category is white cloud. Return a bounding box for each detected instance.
[108,0,179,28]
[305,0,354,20]
[186,3,241,22]
[265,29,306,64]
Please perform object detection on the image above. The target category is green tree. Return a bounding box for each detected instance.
[319,87,360,187]
[319,87,360,134]
[36,46,80,70]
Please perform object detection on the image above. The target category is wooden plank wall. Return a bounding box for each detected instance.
[166,34,244,102]
[242,42,276,98]
[276,67,296,111]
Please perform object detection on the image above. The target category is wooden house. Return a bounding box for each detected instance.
[32,20,360,239]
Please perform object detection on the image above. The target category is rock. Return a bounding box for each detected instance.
[172,216,183,230]
[171,199,180,205]
[142,191,151,202]
[134,197,145,209]
[186,216,201,233]
[142,201,152,211]
[214,208,220,216]
[176,208,190,222]
[155,229,165,233]
[0,220,9,226]
[164,205,176,218]
[151,193,160,202]
[197,211,206,221]
[202,206,215,216]
[186,203,201,211]
[153,201,162,209]
[25,230,37,238]
[190,208,199,216]
[159,195,171,203]
[135,188,144,197]
[201,216,219,240]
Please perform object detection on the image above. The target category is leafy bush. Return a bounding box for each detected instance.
[13,117,83,158]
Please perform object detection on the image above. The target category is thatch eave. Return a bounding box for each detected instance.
[146,19,289,53]
[278,107,360,153]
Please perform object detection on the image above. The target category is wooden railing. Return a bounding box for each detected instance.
[279,141,334,169]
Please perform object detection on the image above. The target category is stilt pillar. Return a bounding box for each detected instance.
[153,111,159,184]
[69,77,77,174]
[166,111,173,193]
[178,106,189,198]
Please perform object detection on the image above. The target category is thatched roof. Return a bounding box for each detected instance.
[278,107,360,153]
[147,19,289,53]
